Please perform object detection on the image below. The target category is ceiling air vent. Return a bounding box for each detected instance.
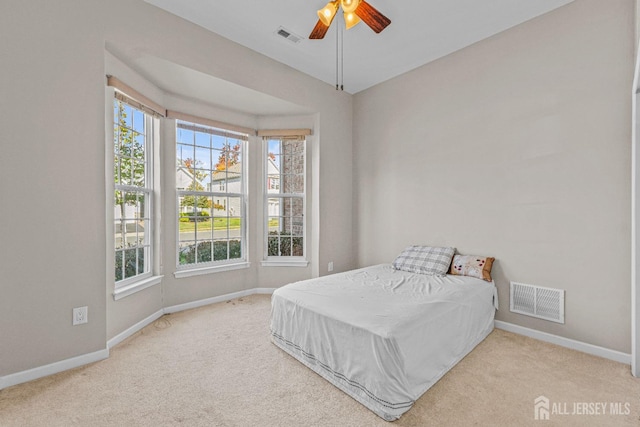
[276,26,302,44]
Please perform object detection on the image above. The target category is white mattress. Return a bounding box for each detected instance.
[270,263,497,421]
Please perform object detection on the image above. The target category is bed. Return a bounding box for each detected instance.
[270,263,497,421]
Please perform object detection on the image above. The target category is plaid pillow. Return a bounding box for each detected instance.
[392,245,456,276]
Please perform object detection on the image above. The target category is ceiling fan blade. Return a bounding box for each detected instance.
[354,0,391,34]
[309,19,330,39]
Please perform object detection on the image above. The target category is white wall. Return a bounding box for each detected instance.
[0,0,353,377]
[353,0,634,353]
[0,1,108,376]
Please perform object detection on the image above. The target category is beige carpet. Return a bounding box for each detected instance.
[1,294,639,427]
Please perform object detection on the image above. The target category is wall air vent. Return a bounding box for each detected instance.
[510,281,565,324]
[275,26,302,44]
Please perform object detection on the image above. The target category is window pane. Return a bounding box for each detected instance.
[282,140,293,155]
[268,198,281,217]
[281,217,292,234]
[124,248,137,279]
[212,134,226,150]
[291,216,304,237]
[225,172,241,194]
[114,190,124,219]
[283,174,303,193]
[178,197,212,243]
[191,169,209,192]
[132,160,145,187]
[115,251,123,281]
[267,216,281,233]
[119,157,132,185]
[115,221,124,250]
[291,197,304,215]
[133,110,145,133]
[137,247,145,275]
[227,196,241,217]
[121,104,133,129]
[178,194,209,219]
[133,132,145,153]
[228,218,242,239]
[268,235,279,256]
[212,198,226,214]
[283,197,304,218]
[195,146,211,169]
[177,144,195,165]
[269,154,281,171]
[177,128,194,144]
[197,241,212,263]
[267,174,280,193]
[197,216,214,241]
[140,219,150,245]
[213,240,228,261]
[229,239,242,259]
[268,139,281,156]
[280,237,291,256]
[123,220,137,247]
[195,131,210,148]
[292,237,303,256]
[179,241,196,265]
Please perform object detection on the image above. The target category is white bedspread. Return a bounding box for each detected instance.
[270,264,497,421]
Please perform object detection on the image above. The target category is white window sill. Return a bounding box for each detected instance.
[174,261,250,279]
[261,259,309,268]
[113,275,163,301]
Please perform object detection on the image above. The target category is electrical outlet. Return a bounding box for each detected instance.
[73,306,88,326]
[328,261,334,272]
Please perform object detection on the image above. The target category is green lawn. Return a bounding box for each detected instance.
[179,218,240,232]
[179,217,278,232]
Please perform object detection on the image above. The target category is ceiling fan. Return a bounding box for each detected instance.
[309,0,391,39]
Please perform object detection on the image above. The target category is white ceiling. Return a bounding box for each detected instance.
[144,0,573,94]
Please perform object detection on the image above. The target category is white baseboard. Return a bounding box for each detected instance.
[164,287,275,314]
[494,320,631,365]
[1,287,278,391]
[107,309,164,349]
[0,348,109,390]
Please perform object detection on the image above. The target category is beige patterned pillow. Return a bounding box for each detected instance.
[449,255,495,281]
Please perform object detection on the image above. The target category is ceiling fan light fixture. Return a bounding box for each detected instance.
[317,1,339,27]
[341,0,360,14]
[309,0,389,40]
[344,12,360,29]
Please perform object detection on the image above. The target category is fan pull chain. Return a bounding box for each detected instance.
[340,23,344,91]
[335,22,339,90]
[335,17,344,91]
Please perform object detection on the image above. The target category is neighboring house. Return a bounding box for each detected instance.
[266,157,280,217]
[176,164,201,192]
[210,162,243,217]
[176,163,208,215]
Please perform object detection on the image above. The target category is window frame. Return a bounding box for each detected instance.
[174,120,249,275]
[113,96,156,289]
[262,136,309,267]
